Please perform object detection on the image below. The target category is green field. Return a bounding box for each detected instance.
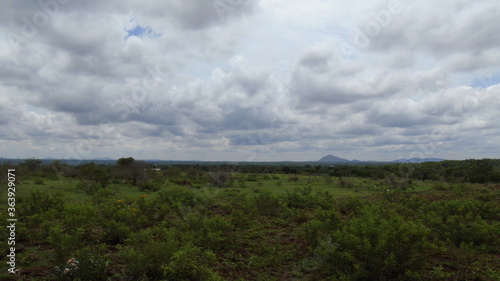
[1,160,499,280]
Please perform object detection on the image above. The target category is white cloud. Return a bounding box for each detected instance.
[0,0,499,161]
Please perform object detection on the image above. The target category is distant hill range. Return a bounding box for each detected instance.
[391,157,446,163]
[317,154,446,164]
[317,155,351,163]
[0,155,447,165]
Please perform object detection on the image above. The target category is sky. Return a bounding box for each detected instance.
[0,0,499,162]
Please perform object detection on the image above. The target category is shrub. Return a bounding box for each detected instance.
[47,225,75,264]
[138,177,164,191]
[102,220,131,245]
[252,189,282,216]
[246,174,258,182]
[78,162,110,187]
[34,178,45,185]
[19,209,59,244]
[163,244,222,281]
[302,208,342,248]
[210,171,233,187]
[77,180,103,195]
[158,187,202,207]
[59,204,101,246]
[184,214,233,252]
[119,226,222,280]
[285,186,313,209]
[426,211,499,250]
[118,226,179,279]
[51,244,110,281]
[303,220,324,248]
[314,206,430,280]
[119,241,177,279]
[339,178,354,189]
[432,182,450,191]
[229,209,253,229]
[336,196,365,216]
[91,188,116,205]
[18,191,65,216]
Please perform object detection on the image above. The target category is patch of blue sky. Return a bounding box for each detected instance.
[470,74,500,88]
[126,25,162,39]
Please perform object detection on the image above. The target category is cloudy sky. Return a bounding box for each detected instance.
[1,0,499,162]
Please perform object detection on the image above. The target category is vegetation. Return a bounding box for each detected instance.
[0,159,499,280]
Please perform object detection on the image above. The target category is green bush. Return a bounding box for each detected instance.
[77,162,110,187]
[303,220,324,248]
[138,177,164,191]
[426,212,499,250]
[184,214,233,252]
[158,187,203,207]
[314,206,430,280]
[58,204,102,247]
[163,244,222,281]
[118,226,222,280]
[47,225,76,263]
[336,196,365,216]
[18,190,65,216]
[339,178,354,189]
[77,180,103,195]
[246,174,258,182]
[431,182,450,191]
[284,186,335,210]
[91,188,116,205]
[252,189,282,216]
[51,244,110,280]
[102,220,132,245]
[19,209,60,244]
[284,186,315,209]
[119,241,177,279]
[210,171,233,187]
[302,208,342,247]
[118,226,179,279]
[34,177,45,185]
[229,209,253,229]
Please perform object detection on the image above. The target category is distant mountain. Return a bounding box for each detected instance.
[316,155,446,164]
[91,157,115,161]
[317,155,351,163]
[392,158,446,163]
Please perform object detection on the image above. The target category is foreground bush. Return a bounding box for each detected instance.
[117,225,222,280]
[17,190,65,216]
[314,206,430,280]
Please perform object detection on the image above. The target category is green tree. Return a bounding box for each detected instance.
[117,157,135,166]
[78,162,110,187]
[23,158,42,174]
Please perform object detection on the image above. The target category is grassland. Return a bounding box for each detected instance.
[1,162,499,280]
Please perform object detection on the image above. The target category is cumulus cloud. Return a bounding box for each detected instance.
[0,0,499,161]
